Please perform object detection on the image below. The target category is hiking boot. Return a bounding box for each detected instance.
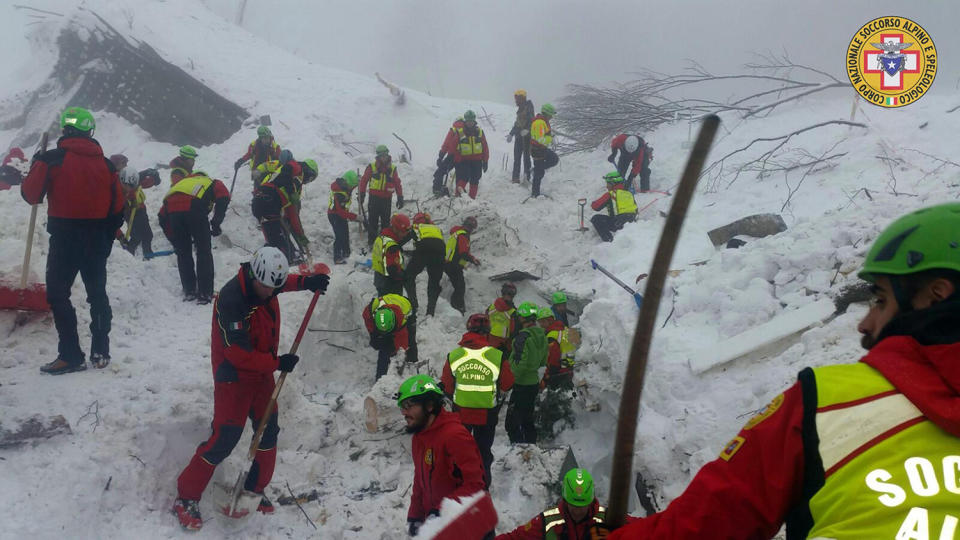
[172,498,202,531]
[196,294,212,305]
[184,292,197,302]
[40,357,87,375]
[90,353,110,369]
[257,494,275,515]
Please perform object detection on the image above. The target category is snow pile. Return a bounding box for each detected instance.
[1,1,959,539]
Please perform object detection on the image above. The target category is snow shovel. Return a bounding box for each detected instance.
[0,133,49,314]
[605,115,719,528]
[221,262,329,519]
[590,259,643,309]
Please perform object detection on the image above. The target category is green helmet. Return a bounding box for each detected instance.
[374,307,396,332]
[859,203,960,283]
[562,468,595,507]
[537,307,554,320]
[60,107,95,132]
[604,171,624,183]
[375,144,389,156]
[303,159,319,176]
[552,291,567,304]
[341,170,359,188]
[517,301,539,318]
[257,126,272,137]
[464,110,477,121]
[179,145,198,159]
[541,103,556,116]
[396,374,444,407]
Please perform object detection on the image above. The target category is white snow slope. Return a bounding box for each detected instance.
[1,2,959,539]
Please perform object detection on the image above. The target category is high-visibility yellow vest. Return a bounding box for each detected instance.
[368,162,396,191]
[547,328,577,367]
[487,302,515,338]
[543,506,606,539]
[802,363,959,539]
[413,223,443,242]
[165,174,212,201]
[445,229,469,267]
[609,188,638,216]
[133,187,146,207]
[455,126,485,156]
[531,117,552,147]
[372,235,402,276]
[256,160,281,185]
[447,346,503,409]
[328,187,351,211]
[369,294,411,326]
[250,140,279,167]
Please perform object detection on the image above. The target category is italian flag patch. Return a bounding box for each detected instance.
[230,321,243,331]
[885,96,898,106]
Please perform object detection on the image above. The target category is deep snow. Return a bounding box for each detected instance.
[1,2,959,539]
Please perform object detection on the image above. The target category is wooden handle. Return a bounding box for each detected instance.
[20,132,48,289]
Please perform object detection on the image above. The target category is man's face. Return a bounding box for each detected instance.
[538,319,551,329]
[503,292,515,303]
[555,302,567,313]
[184,157,195,168]
[857,274,956,349]
[401,399,430,434]
[252,279,276,301]
[465,119,477,129]
[259,135,271,144]
[567,503,590,522]
[514,94,523,106]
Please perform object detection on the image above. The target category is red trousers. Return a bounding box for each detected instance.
[177,377,279,500]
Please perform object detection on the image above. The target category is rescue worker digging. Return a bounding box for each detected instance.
[360,145,404,247]
[445,216,481,314]
[505,302,548,444]
[362,293,416,380]
[590,171,637,243]
[487,282,521,354]
[252,161,309,264]
[402,212,446,317]
[235,125,281,183]
[328,170,360,264]
[372,213,410,297]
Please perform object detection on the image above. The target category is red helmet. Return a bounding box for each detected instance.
[466,313,491,333]
[391,213,411,232]
[501,282,517,296]
[413,212,432,225]
[463,216,478,232]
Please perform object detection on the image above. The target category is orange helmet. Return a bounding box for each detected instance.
[391,213,411,233]
[413,212,432,225]
[466,313,491,334]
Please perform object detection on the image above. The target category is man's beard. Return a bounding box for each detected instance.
[860,333,878,350]
[405,414,429,434]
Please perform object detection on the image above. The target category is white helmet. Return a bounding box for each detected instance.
[251,246,289,288]
[120,168,140,188]
[624,135,641,154]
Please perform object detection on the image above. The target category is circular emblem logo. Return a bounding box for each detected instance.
[424,448,433,466]
[847,16,936,108]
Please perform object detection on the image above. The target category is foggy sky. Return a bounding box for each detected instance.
[211,0,957,105]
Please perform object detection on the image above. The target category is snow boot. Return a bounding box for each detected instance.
[257,494,275,515]
[196,294,212,305]
[40,357,87,375]
[172,498,202,531]
[184,291,197,302]
[90,353,110,369]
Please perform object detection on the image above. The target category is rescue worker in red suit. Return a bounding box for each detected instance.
[111,154,160,258]
[487,282,522,354]
[433,116,464,196]
[590,171,638,243]
[441,314,514,489]
[362,293,415,380]
[359,144,404,247]
[451,110,489,199]
[0,147,26,189]
[158,171,230,304]
[21,107,124,374]
[372,213,410,297]
[537,309,572,389]
[401,212,446,317]
[252,161,308,263]
[597,203,960,539]
[234,125,281,183]
[327,169,360,264]
[172,247,329,531]
[395,374,487,537]
[607,134,653,193]
[444,216,481,314]
[169,145,196,185]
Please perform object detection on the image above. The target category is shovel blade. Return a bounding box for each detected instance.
[218,471,259,520]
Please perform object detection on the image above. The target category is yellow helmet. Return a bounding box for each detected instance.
[514,89,527,97]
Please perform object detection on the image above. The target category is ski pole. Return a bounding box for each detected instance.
[605,115,719,528]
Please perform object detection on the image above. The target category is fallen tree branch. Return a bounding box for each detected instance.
[286,481,317,530]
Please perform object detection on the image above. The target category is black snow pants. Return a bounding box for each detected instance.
[404,238,445,316]
[531,149,559,197]
[444,262,466,314]
[366,195,392,247]
[167,209,214,297]
[591,213,636,242]
[505,384,539,444]
[125,205,153,257]
[328,213,351,262]
[512,134,531,182]
[432,154,456,195]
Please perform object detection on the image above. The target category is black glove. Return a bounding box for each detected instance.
[278,353,299,373]
[210,222,222,237]
[302,273,329,293]
[482,161,488,172]
[436,153,445,167]
[234,158,245,170]
[607,154,616,164]
[407,519,423,537]
[397,196,404,209]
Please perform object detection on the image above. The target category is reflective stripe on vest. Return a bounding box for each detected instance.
[414,223,443,242]
[134,187,146,207]
[487,303,515,338]
[542,506,606,537]
[455,126,485,156]
[328,188,351,211]
[370,294,412,325]
[548,328,577,364]
[165,174,212,200]
[258,160,282,185]
[445,229,469,266]
[531,117,552,147]
[804,363,960,540]
[371,235,401,275]
[448,346,502,409]
[369,162,395,192]
[610,188,638,215]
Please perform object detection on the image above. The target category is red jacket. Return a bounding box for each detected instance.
[3,147,24,166]
[591,182,628,212]
[21,136,124,225]
[160,175,230,215]
[361,300,410,352]
[610,134,651,179]
[359,159,403,200]
[610,331,960,539]
[452,124,489,163]
[380,227,406,280]
[210,264,311,382]
[327,178,357,220]
[240,138,281,169]
[408,408,486,522]
[441,332,514,425]
[498,500,626,540]
[446,226,478,267]
[440,120,465,155]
